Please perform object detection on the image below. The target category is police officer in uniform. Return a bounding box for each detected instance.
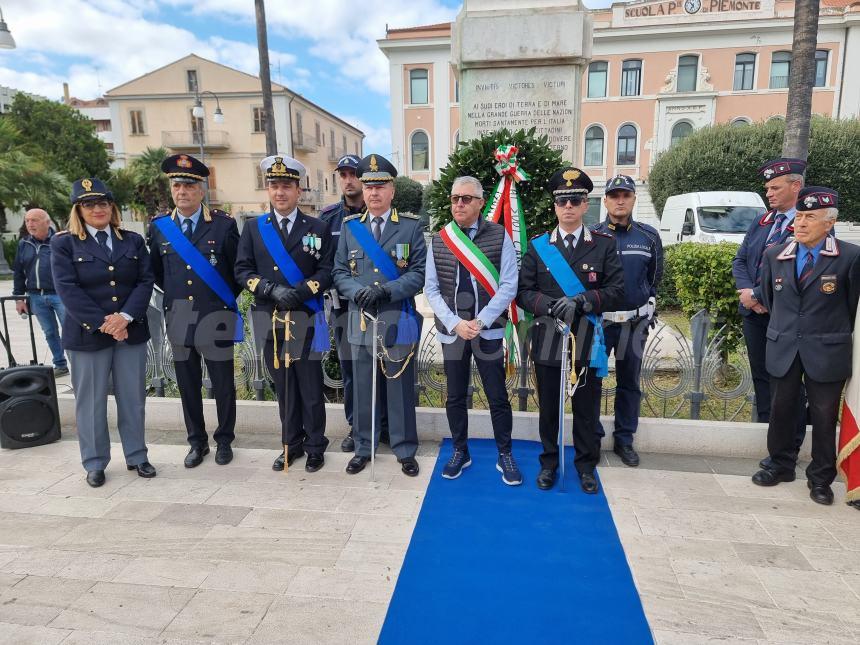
[147,154,241,468]
[591,175,663,467]
[752,187,860,506]
[332,154,426,477]
[51,179,156,487]
[321,155,389,452]
[235,155,333,472]
[733,158,808,462]
[518,168,624,493]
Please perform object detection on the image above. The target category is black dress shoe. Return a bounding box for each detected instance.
[808,481,834,505]
[305,453,325,473]
[848,500,860,511]
[86,470,105,488]
[340,430,355,453]
[400,457,419,477]
[127,462,157,478]
[184,445,210,468]
[580,472,599,494]
[215,444,233,465]
[752,468,796,486]
[536,468,556,490]
[272,449,305,471]
[346,455,370,474]
[614,445,640,467]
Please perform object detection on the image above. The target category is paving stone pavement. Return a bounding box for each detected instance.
[2,438,860,644]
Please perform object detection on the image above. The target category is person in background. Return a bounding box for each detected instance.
[51,179,156,488]
[12,208,68,376]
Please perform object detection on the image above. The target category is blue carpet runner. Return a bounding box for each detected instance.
[379,438,653,644]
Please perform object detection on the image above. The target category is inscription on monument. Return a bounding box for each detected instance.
[461,66,579,159]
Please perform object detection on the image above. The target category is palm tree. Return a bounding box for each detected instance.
[128,146,171,217]
[782,0,820,160]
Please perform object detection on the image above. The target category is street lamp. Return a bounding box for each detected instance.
[191,90,225,203]
[0,6,15,50]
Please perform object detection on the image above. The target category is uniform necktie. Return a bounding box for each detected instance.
[95,230,111,259]
[756,213,787,285]
[564,233,576,261]
[372,216,384,242]
[798,250,815,286]
[183,218,193,240]
[281,217,291,237]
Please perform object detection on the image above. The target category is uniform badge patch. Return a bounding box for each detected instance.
[821,275,837,294]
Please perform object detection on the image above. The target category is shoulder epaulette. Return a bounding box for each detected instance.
[530,232,546,240]
[210,208,232,219]
[591,229,614,238]
[399,212,420,220]
[634,221,659,234]
[343,213,362,222]
[54,230,69,236]
[151,212,170,220]
[321,203,339,214]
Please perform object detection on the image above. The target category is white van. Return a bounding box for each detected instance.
[659,191,768,246]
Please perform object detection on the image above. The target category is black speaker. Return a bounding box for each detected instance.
[0,365,61,449]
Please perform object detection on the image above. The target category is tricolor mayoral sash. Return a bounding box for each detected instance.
[531,232,608,377]
[153,216,243,342]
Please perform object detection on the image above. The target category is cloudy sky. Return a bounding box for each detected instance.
[0,0,613,153]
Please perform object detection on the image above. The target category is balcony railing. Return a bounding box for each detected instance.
[292,130,318,152]
[161,130,230,150]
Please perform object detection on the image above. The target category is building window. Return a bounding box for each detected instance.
[770,51,791,89]
[129,109,145,135]
[330,128,335,156]
[671,121,693,146]
[587,61,608,98]
[454,79,459,103]
[731,117,751,127]
[734,53,755,91]
[616,124,637,166]
[677,55,698,92]
[453,130,460,147]
[411,131,429,171]
[410,68,429,104]
[252,107,266,133]
[296,111,303,135]
[315,121,321,145]
[584,126,604,166]
[254,164,265,190]
[186,69,198,93]
[190,110,204,144]
[621,60,642,97]
[814,50,829,87]
[354,141,359,155]
[332,173,338,194]
[342,134,347,154]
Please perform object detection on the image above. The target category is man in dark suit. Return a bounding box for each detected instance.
[235,155,334,473]
[752,187,860,506]
[517,167,624,493]
[733,158,808,458]
[148,154,241,468]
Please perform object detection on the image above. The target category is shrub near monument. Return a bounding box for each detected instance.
[649,117,860,221]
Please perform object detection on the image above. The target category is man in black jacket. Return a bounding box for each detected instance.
[13,208,68,375]
[518,167,624,493]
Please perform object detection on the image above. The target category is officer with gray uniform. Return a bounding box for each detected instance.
[332,154,426,477]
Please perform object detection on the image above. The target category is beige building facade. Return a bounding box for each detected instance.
[105,55,364,220]
[379,0,860,224]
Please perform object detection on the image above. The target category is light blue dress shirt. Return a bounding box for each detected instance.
[769,207,796,238]
[796,237,826,278]
[178,205,202,235]
[425,221,519,344]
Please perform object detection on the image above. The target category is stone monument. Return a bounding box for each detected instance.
[452,0,593,163]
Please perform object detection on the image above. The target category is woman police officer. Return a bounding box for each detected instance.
[51,178,157,487]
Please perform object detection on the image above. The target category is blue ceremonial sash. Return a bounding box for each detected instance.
[154,216,243,342]
[531,233,608,377]
[346,218,419,345]
[256,215,329,353]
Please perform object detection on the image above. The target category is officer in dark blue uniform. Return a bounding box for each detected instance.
[321,154,389,452]
[51,179,156,487]
[733,158,808,462]
[147,154,241,468]
[591,175,663,467]
[235,154,334,473]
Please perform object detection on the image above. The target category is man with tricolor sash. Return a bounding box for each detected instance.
[425,176,521,485]
[518,167,624,494]
[332,153,425,478]
[148,154,242,468]
[235,155,334,473]
[752,186,860,506]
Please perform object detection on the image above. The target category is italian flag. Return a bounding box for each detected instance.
[838,307,860,504]
[439,222,499,296]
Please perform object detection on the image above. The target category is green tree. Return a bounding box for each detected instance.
[648,117,860,221]
[126,147,172,216]
[392,176,424,214]
[427,127,563,232]
[7,93,109,182]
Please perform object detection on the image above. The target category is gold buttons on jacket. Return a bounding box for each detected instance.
[111,296,118,302]
[374,268,379,273]
[110,281,116,286]
[187,280,193,285]
[188,295,194,301]
[273,266,279,271]
[186,264,192,270]
[108,266,114,271]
